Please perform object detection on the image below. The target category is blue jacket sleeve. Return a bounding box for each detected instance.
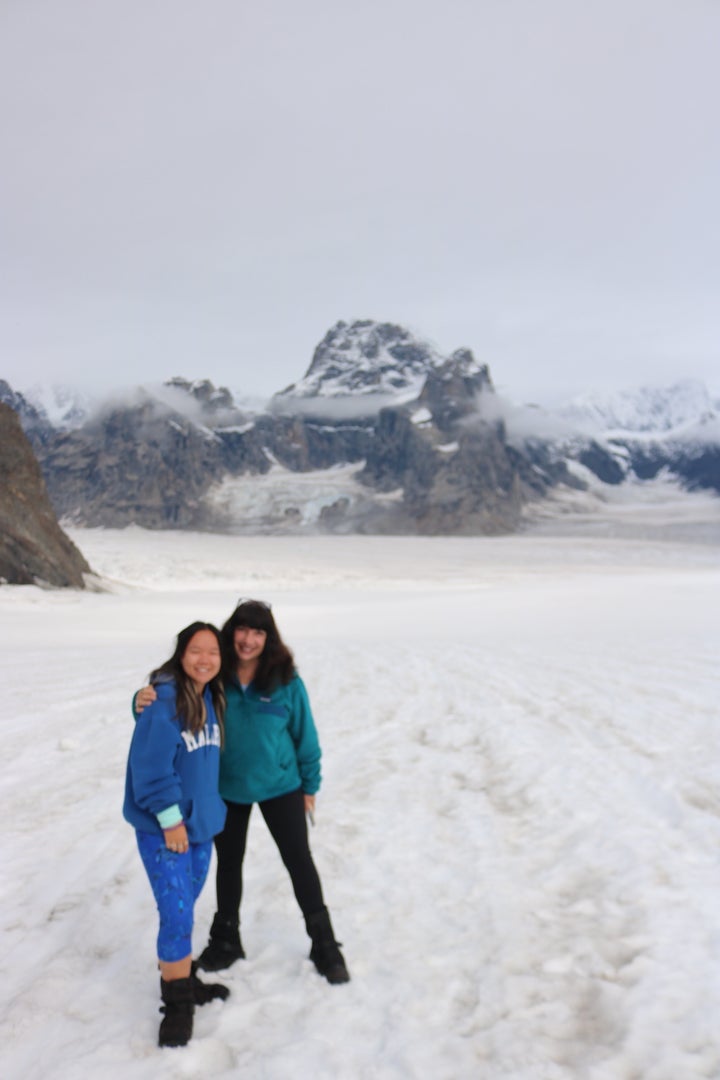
[128,695,184,814]
[287,676,322,795]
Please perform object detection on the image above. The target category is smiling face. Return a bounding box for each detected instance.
[233,625,267,673]
[181,629,222,691]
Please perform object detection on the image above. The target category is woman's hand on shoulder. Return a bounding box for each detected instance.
[136,685,157,712]
[164,823,189,853]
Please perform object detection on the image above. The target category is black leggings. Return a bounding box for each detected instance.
[214,787,325,923]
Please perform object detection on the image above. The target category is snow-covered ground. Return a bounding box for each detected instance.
[1,492,719,1079]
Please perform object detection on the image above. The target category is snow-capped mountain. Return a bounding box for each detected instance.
[517,379,720,496]
[274,319,447,402]
[2,319,718,536]
[556,379,717,436]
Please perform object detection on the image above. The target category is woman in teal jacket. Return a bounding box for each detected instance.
[137,600,349,985]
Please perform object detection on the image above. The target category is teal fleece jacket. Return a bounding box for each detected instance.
[220,674,322,804]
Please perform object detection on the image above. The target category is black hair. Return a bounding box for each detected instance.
[221,601,295,692]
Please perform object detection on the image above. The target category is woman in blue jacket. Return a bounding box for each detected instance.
[136,601,350,985]
[124,621,230,1048]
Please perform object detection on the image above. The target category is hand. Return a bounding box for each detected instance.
[304,794,316,815]
[164,823,189,853]
[135,685,157,712]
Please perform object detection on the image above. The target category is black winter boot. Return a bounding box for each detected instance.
[190,960,230,1004]
[305,907,350,985]
[158,977,194,1047]
[196,913,246,971]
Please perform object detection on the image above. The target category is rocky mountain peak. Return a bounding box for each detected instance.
[417,348,494,432]
[164,377,236,412]
[276,319,446,400]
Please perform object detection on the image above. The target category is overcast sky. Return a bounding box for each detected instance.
[1,0,719,406]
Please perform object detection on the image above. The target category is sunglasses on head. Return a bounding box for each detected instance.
[235,598,272,611]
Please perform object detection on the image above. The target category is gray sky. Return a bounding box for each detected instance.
[1,0,719,406]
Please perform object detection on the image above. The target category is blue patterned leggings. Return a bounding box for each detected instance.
[136,831,213,962]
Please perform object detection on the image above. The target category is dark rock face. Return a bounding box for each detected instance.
[0,403,91,587]
[670,445,720,493]
[613,437,720,493]
[40,392,271,528]
[516,439,586,493]
[406,424,526,535]
[255,415,373,471]
[360,407,438,494]
[577,441,627,485]
[357,352,565,534]
[417,349,493,432]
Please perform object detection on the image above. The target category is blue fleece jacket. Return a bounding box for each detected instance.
[219,674,322,804]
[123,681,227,843]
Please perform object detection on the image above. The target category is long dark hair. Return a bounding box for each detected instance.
[221,601,295,692]
[151,621,226,736]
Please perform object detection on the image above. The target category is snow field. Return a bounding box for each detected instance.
[1,525,719,1079]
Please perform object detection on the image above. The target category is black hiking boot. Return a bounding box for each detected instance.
[196,913,246,972]
[305,907,351,985]
[158,976,194,1047]
[190,960,230,1004]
